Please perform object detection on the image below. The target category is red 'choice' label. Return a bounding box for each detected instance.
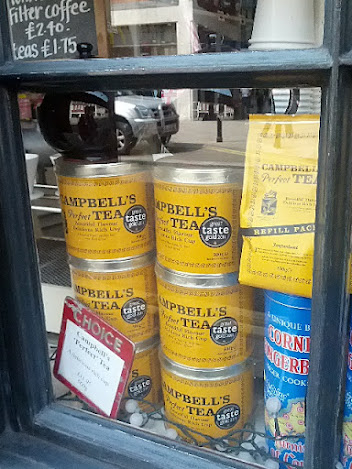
[54,297,135,418]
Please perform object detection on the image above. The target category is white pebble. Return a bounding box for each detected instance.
[215,443,228,452]
[129,412,144,427]
[165,428,178,440]
[149,419,167,434]
[335,463,343,469]
[241,442,253,451]
[125,399,140,414]
[265,397,282,414]
[265,460,279,469]
[236,452,256,463]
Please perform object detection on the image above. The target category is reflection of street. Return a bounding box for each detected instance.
[78,106,98,143]
[131,120,249,164]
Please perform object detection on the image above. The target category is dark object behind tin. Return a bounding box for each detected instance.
[38,91,117,160]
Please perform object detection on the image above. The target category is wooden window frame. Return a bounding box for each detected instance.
[0,0,351,467]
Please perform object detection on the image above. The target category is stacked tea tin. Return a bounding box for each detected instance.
[153,155,254,443]
[55,157,162,410]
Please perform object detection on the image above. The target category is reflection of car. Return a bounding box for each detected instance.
[115,91,179,154]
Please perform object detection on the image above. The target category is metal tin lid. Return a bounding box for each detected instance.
[135,335,159,354]
[54,155,148,179]
[264,290,311,310]
[160,351,252,381]
[155,263,238,289]
[69,251,155,273]
[153,154,243,185]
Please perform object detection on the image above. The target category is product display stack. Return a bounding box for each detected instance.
[241,1,320,465]
[153,154,254,443]
[39,92,162,412]
[37,89,334,467]
[239,114,319,467]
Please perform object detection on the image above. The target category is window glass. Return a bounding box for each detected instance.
[7,0,324,61]
[21,85,323,468]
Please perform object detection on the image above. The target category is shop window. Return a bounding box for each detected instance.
[25,85,321,469]
[1,0,352,469]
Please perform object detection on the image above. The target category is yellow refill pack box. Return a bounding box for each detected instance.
[239,115,320,298]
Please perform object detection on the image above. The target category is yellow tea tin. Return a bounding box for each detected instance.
[55,157,154,261]
[70,252,158,343]
[153,156,242,275]
[125,336,162,411]
[161,353,253,444]
[156,264,253,369]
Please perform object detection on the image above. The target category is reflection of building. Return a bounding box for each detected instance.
[70,102,108,123]
[112,23,177,57]
[110,0,256,119]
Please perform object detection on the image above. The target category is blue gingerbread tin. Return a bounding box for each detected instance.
[264,290,311,468]
[340,299,352,469]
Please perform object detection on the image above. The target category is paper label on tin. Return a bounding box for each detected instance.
[157,277,253,368]
[57,172,154,260]
[124,343,162,411]
[154,181,241,275]
[54,297,135,418]
[161,366,253,443]
[239,115,320,298]
[71,264,158,343]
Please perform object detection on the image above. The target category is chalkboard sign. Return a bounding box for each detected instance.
[8,0,98,60]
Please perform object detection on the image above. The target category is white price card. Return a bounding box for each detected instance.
[54,298,135,418]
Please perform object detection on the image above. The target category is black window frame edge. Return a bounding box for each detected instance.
[0,48,332,90]
[0,0,351,468]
